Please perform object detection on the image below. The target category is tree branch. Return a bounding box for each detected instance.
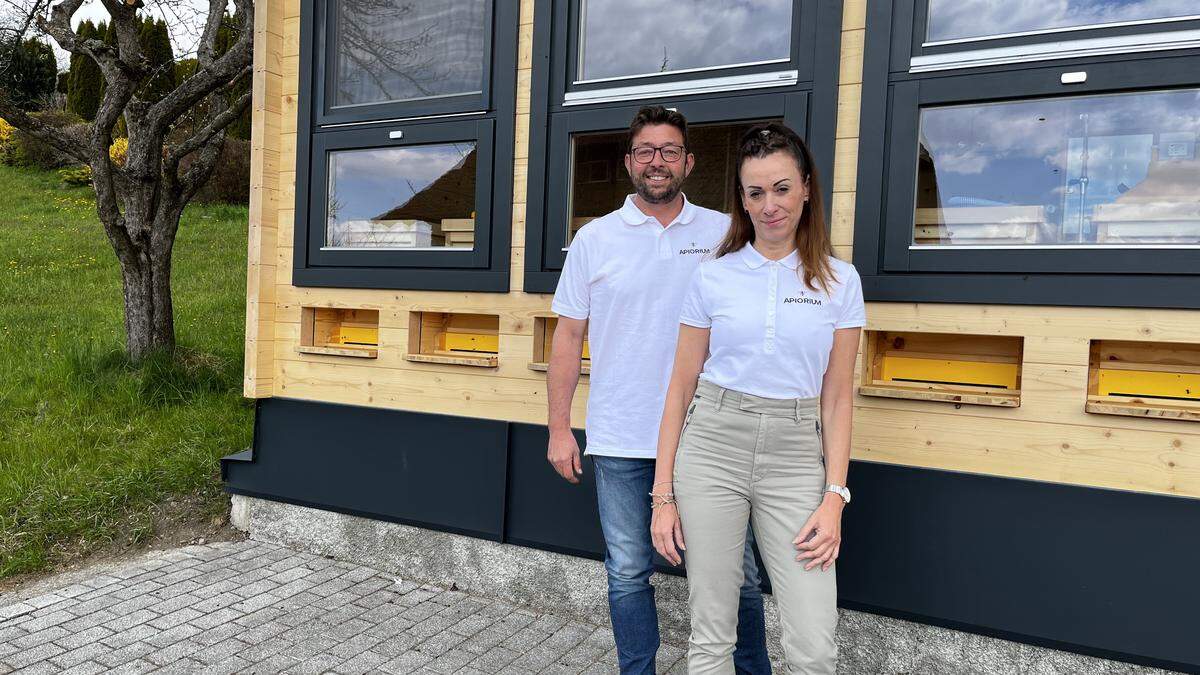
[38,0,121,76]
[147,0,252,131]
[179,132,225,201]
[195,0,225,65]
[0,96,89,164]
[164,85,251,170]
[39,0,86,51]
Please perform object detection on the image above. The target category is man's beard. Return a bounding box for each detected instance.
[632,170,684,204]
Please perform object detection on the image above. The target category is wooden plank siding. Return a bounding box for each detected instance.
[243,0,285,397]
[245,0,1200,499]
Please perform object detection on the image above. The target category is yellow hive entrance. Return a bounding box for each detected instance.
[1087,340,1200,421]
[407,312,500,367]
[528,316,590,374]
[859,331,1024,407]
[297,308,380,358]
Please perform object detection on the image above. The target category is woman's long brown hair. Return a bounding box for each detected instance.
[714,122,837,293]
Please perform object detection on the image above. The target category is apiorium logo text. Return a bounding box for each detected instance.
[783,295,822,306]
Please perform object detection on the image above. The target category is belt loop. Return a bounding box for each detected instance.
[716,386,727,412]
[794,398,802,423]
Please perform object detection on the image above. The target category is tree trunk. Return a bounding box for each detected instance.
[119,241,176,362]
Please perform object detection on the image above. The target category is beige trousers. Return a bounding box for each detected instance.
[674,380,837,674]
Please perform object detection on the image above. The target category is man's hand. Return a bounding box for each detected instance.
[548,429,583,484]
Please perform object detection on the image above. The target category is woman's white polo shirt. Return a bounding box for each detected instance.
[679,244,866,400]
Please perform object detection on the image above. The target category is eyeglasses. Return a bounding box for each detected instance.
[630,144,685,164]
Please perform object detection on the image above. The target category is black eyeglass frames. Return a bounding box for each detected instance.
[630,144,685,164]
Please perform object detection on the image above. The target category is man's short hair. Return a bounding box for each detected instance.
[627,105,689,151]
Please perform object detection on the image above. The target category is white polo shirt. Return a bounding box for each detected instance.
[552,195,730,458]
[679,244,866,400]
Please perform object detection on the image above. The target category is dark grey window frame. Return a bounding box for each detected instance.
[307,120,494,269]
[316,0,496,126]
[853,0,1200,309]
[559,0,818,98]
[292,0,519,291]
[523,0,845,294]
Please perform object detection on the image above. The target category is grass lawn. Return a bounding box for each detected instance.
[0,163,254,579]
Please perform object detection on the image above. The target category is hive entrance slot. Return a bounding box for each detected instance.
[859,331,1023,407]
[1087,340,1200,421]
[407,312,500,367]
[529,317,590,375]
[298,308,380,358]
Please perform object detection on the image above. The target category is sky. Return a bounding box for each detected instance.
[327,142,475,224]
[579,0,792,81]
[926,0,1197,42]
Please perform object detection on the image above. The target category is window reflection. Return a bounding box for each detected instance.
[325,143,477,249]
[567,120,776,243]
[578,0,792,81]
[926,0,1198,43]
[334,0,485,107]
[915,89,1200,246]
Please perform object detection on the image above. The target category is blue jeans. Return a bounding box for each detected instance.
[593,455,771,675]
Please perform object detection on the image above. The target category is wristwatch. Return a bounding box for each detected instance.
[825,484,851,505]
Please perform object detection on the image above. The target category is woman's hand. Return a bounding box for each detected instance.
[794,494,844,571]
[651,502,686,566]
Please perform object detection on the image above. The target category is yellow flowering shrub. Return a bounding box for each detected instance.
[109,137,129,167]
[0,117,16,164]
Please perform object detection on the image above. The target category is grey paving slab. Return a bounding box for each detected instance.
[0,540,625,674]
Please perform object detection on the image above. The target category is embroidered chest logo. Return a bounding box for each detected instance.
[678,241,710,256]
[783,293,822,306]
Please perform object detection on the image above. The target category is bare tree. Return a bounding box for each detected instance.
[0,0,252,361]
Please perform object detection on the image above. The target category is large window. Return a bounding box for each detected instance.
[924,0,1200,45]
[332,1,486,108]
[564,117,787,246]
[523,0,842,292]
[914,89,1200,248]
[293,0,517,290]
[854,0,1200,308]
[577,1,793,82]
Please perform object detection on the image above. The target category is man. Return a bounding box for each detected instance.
[546,106,771,674]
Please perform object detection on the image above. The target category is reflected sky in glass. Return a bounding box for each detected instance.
[335,0,485,106]
[916,89,1200,245]
[927,0,1197,42]
[325,143,475,247]
[579,0,792,81]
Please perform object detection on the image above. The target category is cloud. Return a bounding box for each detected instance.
[927,0,1196,42]
[917,88,1200,232]
[580,0,792,80]
[328,143,474,222]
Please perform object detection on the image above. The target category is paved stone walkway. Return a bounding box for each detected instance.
[0,540,685,674]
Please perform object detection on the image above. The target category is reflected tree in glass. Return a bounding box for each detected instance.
[334,0,485,106]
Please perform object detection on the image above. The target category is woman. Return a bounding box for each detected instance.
[650,123,864,674]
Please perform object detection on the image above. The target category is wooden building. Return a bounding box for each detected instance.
[225,0,1200,670]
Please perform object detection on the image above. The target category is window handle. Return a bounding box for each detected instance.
[1060,71,1087,85]
[388,130,404,139]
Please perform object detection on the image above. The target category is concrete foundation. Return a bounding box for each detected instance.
[231,494,1177,674]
